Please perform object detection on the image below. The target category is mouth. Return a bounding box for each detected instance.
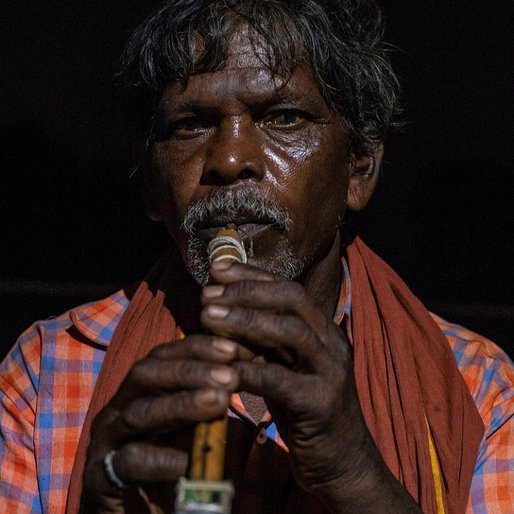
[197,221,274,243]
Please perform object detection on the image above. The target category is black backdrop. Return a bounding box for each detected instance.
[1,1,512,358]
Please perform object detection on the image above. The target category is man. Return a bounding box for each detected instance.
[1,1,512,513]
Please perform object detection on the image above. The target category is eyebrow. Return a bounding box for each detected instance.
[158,100,199,116]
[160,91,312,114]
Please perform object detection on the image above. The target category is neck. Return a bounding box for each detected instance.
[301,230,342,319]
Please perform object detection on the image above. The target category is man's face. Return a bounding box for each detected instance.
[146,31,354,285]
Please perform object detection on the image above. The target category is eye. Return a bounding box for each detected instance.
[262,109,306,128]
[170,116,212,139]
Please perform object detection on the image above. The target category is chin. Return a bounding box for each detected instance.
[249,250,306,280]
[185,232,307,285]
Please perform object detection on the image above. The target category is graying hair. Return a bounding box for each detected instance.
[120,0,401,157]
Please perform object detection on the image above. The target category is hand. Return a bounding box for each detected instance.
[80,336,240,513]
[200,261,421,513]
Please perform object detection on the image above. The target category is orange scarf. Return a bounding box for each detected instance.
[67,237,483,513]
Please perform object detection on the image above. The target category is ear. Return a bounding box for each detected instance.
[134,140,163,222]
[346,143,384,211]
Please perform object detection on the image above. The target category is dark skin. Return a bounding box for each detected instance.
[81,31,421,513]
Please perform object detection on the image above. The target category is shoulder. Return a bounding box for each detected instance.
[432,314,514,512]
[0,289,130,399]
[431,313,513,428]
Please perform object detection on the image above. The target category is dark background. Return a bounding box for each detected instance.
[1,1,512,359]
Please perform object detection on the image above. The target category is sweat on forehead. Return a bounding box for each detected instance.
[120,0,400,156]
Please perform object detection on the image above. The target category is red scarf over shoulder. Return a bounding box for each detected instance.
[67,237,483,513]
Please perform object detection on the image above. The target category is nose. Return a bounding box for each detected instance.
[201,116,265,186]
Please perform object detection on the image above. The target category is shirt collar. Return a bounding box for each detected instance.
[70,257,352,347]
[69,289,130,347]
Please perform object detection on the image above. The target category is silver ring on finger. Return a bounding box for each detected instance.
[104,449,126,489]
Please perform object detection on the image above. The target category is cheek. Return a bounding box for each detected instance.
[285,135,350,247]
[294,136,350,208]
[265,127,348,194]
[313,131,351,208]
[152,145,204,223]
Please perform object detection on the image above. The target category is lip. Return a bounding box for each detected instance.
[197,222,273,242]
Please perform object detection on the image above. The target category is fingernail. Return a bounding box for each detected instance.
[212,338,236,354]
[198,389,219,404]
[211,260,232,271]
[203,285,225,298]
[206,305,230,319]
[210,367,233,385]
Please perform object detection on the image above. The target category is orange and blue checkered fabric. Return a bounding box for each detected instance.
[1,263,513,513]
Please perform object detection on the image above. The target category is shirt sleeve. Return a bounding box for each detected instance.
[0,327,43,513]
[457,337,514,513]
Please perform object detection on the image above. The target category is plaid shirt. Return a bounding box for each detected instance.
[1,261,513,513]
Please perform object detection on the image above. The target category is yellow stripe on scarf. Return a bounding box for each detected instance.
[425,415,446,514]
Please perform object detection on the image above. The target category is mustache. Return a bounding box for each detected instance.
[181,189,291,236]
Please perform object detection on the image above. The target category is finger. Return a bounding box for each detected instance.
[202,279,331,337]
[111,442,189,484]
[209,260,280,285]
[107,388,231,441]
[149,334,255,371]
[146,334,238,363]
[82,444,189,504]
[201,303,320,368]
[234,360,325,416]
[110,357,238,410]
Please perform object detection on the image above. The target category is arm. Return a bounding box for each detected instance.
[468,407,514,513]
[0,332,42,513]
[456,336,514,513]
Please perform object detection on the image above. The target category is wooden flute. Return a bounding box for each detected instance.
[175,225,247,514]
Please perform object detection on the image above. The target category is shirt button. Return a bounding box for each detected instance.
[256,427,268,445]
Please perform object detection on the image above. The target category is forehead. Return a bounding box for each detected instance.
[222,26,276,70]
[160,27,326,109]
